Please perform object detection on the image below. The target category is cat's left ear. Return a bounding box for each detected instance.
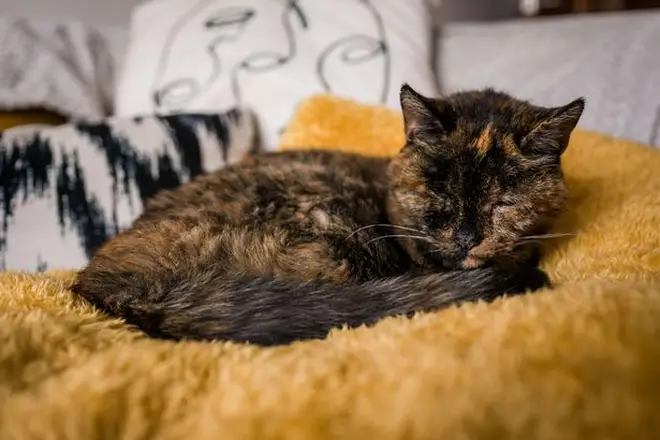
[522,98,586,156]
[400,84,453,139]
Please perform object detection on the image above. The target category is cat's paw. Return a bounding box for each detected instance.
[506,266,551,294]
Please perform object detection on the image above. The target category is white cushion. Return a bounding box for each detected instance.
[115,0,439,149]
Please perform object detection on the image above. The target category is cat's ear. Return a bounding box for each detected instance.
[522,98,585,156]
[400,84,452,139]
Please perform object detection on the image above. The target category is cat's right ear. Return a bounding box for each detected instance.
[400,84,450,139]
[522,97,585,156]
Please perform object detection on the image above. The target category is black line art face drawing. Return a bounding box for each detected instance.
[150,0,390,114]
[313,0,390,104]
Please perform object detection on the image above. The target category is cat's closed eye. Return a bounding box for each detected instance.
[496,199,517,207]
[480,196,516,216]
[424,160,451,180]
[425,197,454,229]
[424,167,450,194]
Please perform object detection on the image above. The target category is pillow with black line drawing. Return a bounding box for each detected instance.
[115,0,439,150]
[0,109,259,272]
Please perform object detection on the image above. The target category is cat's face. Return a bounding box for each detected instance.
[387,85,584,270]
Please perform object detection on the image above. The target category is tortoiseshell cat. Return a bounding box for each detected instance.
[73,85,584,346]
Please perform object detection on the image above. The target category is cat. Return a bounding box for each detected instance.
[72,84,585,346]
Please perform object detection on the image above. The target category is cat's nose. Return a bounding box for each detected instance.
[441,255,464,270]
[456,230,482,251]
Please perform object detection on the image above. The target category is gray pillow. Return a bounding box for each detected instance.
[439,11,660,146]
[0,109,258,271]
[0,16,127,119]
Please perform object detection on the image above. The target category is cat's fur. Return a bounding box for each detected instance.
[73,85,585,346]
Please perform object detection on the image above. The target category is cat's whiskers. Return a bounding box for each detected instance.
[476,233,575,258]
[421,232,575,259]
[518,232,575,241]
[347,223,426,239]
[510,233,576,249]
[365,234,434,247]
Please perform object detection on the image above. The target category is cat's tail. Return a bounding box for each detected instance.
[73,266,548,346]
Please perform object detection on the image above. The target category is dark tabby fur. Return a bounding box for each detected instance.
[73,85,585,346]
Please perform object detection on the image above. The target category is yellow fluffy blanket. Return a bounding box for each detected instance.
[3,95,660,439]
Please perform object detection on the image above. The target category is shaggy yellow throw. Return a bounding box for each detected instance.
[2,95,660,439]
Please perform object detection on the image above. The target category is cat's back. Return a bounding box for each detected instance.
[137,149,391,226]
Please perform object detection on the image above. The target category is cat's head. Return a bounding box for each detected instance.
[387,84,584,270]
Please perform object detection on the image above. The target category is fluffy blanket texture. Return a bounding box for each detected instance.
[2,95,660,439]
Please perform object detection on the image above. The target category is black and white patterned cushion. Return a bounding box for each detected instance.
[0,109,258,271]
